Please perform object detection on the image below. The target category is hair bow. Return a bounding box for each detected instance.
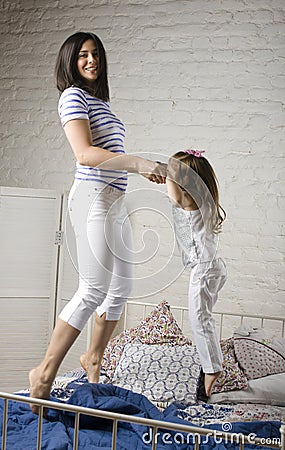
[183,149,205,158]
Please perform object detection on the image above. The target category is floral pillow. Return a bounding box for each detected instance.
[111,343,201,406]
[234,338,285,380]
[212,338,248,393]
[101,301,191,379]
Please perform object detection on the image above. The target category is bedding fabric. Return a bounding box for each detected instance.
[111,343,201,406]
[175,403,285,425]
[233,338,285,380]
[101,300,191,379]
[234,326,285,358]
[212,338,248,393]
[210,372,285,406]
[0,384,282,450]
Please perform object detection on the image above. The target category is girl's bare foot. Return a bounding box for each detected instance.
[204,371,222,398]
[29,367,52,415]
[80,353,101,383]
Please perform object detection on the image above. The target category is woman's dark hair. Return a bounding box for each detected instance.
[55,31,109,101]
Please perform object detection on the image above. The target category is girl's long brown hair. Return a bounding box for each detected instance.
[169,151,226,233]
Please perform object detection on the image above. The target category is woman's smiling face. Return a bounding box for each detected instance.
[77,39,99,86]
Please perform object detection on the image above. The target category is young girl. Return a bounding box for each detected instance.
[166,149,227,399]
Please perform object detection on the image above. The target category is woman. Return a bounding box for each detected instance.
[29,32,166,413]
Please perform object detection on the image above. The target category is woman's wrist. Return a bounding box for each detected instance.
[99,154,166,183]
[136,157,155,175]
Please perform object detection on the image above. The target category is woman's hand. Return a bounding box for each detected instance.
[140,161,167,184]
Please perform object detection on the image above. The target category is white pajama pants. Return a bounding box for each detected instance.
[59,180,134,331]
[188,258,227,373]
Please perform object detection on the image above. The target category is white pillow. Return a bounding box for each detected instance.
[210,372,285,406]
[234,325,268,340]
[111,343,201,406]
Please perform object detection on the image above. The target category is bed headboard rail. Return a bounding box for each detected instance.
[124,301,285,339]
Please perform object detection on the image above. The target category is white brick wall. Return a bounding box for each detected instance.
[1,0,284,318]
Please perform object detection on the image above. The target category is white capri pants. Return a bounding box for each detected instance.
[188,258,227,373]
[59,180,134,331]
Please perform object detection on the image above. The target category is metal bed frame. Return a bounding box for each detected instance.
[1,300,285,450]
[123,301,285,340]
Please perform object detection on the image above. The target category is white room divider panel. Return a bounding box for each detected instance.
[0,187,111,390]
[0,187,62,392]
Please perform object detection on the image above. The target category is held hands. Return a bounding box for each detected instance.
[140,161,167,184]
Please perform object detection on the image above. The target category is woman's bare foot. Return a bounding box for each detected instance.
[204,371,222,398]
[80,353,101,383]
[29,367,52,415]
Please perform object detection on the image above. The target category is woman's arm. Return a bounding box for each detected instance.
[63,119,166,183]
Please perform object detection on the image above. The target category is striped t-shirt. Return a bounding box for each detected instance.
[58,86,128,191]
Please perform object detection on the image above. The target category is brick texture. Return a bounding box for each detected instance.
[0,0,284,318]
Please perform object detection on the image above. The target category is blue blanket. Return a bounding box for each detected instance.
[0,384,281,450]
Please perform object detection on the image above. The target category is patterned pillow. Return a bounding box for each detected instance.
[234,326,285,359]
[101,301,191,379]
[111,343,201,406]
[212,338,248,393]
[234,338,285,380]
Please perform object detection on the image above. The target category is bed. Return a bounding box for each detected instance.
[0,300,284,450]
